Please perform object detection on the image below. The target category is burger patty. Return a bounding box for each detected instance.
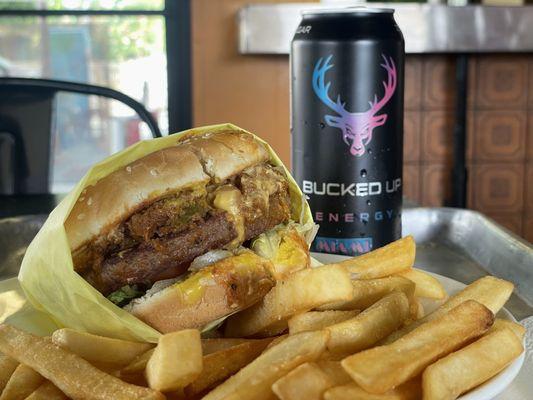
[85,211,237,294]
[82,163,291,295]
[127,189,208,242]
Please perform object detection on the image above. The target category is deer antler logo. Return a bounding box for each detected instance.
[312,54,397,156]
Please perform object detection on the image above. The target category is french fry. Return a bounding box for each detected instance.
[315,360,352,386]
[0,353,18,393]
[123,337,251,385]
[201,338,251,355]
[398,268,447,300]
[324,379,421,400]
[146,329,202,392]
[487,318,526,340]
[52,328,153,366]
[25,381,68,400]
[318,351,351,362]
[439,276,514,314]
[120,348,155,376]
[119,338,245,396]
[341,300,494,394]
[265,334,288,349]
[249,320,289,338]
[423,328,523,400]
[202,330,329,400]
[330,236,415,280]
[288,310,360,334]
[272,362,335,400]
[326,292,410,354]
[381,276,513,344]
[318,276,415,311]
[0,324,164,400]
[0,364,44,400]
[414,298,424,320]
[225,265,353,338]
[185,338,273,396]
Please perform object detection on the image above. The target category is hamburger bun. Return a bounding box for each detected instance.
[66,130,269,260]
[126,252,275,333]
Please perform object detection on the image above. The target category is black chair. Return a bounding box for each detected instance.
[0,77,162,195]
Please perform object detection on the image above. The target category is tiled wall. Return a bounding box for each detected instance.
[404,55,532,242]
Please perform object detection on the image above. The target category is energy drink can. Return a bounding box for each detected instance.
[291,7,405,255]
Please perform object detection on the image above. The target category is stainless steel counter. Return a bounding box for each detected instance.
[238,3,533,54]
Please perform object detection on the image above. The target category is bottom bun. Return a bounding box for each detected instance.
[127,252,275,333]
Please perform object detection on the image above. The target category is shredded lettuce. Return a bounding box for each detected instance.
[107,285,144,307]
[251,220,318,260]
[296,220,319,246]
[251,227,283,260]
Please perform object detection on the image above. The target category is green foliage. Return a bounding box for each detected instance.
[0,0,164,62]
[101,16,163,62]
[0,1,36,10]
[0,0,163,11]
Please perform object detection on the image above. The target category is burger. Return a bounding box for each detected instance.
[64,129,313,333]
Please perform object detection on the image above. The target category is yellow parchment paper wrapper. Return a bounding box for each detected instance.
[17,123,312,343]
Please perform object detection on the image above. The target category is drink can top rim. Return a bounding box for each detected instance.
[301,6,394,16]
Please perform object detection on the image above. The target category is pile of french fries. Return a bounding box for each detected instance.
[0,236,525,400]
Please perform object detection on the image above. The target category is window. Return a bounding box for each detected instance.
[0,1,173,192]
[0,1,164,11]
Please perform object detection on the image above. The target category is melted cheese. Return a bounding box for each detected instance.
[213,185,245,246]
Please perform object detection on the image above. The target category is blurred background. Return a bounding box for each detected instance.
[0,0,167,193]
[0,0,531,242]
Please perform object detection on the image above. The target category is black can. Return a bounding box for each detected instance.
[291,7,405,256]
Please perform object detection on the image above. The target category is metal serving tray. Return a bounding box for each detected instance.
[0,208,531,318]
[0,214,47,280]
[402,208,533,320]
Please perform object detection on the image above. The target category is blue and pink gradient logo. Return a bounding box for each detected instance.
[312,54,397,157]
